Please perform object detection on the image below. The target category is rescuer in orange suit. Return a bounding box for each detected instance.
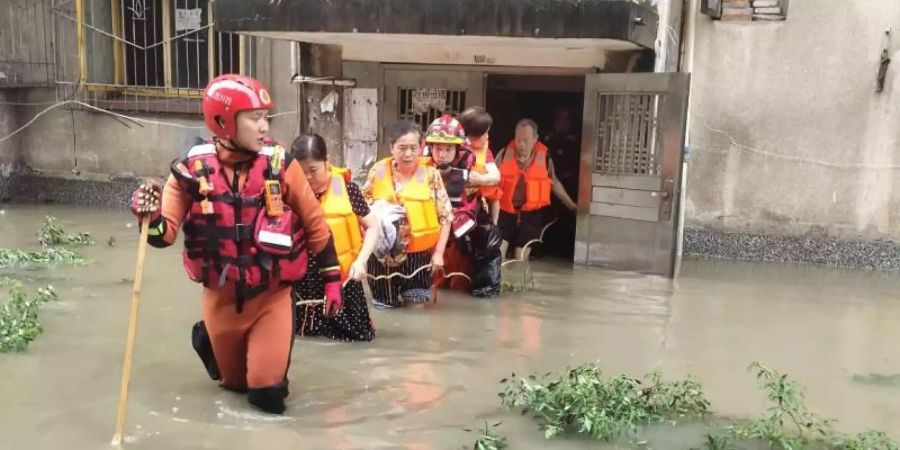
[129,74,343,415]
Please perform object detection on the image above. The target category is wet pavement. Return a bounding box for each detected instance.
[1,205,899,449]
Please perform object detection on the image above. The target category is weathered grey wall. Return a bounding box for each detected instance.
[14,89,202,179]
[255,39,303,146]
[0,0,54,87]
[687,1,900,243]
[7,37,300,182]
[0,91,20,199]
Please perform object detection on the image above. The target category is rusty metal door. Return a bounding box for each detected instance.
[381,68,484,157]
[574,73,690,277]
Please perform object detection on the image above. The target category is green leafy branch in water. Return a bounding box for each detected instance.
[498,362,709,441]
[492,362,898,449]
[719,362,898,450]
[0,282,58,352]
[500,265,534,293]
[38,216,94,247]
[0,247,88,269]
[462,422,508,450]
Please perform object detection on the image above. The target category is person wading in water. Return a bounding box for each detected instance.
[130,74,342,414]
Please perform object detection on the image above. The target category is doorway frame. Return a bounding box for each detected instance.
[379,63,595,150]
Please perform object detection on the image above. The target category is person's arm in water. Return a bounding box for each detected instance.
[282,158,343,315]
[548,158,577,211]
[346,181,380,281]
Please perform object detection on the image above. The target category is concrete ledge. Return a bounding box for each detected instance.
[2,173,138,210]
[685,228,900,271]
[216,0,658,49]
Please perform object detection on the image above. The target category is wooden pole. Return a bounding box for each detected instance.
[111,216,150,446]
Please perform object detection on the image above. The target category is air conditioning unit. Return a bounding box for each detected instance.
[700,0,723,19]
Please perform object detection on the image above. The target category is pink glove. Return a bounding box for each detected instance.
[323,280,343,317]
[130,181,162,222]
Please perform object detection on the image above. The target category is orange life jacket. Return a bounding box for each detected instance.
[320,167,362,282]
[370,158,441,253]
[498,141,552,214]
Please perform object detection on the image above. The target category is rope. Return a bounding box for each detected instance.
[500,217,559,268]
[295,216,558,306]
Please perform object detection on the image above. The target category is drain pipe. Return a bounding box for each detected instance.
[654,0,672,72]
[675,0,699,275]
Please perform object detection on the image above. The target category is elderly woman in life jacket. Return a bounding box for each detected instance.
[291,134,378,341]
[362,120,453,308]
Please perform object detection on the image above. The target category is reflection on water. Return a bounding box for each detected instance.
[0,205,898,449]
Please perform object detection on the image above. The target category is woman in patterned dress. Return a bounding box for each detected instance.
[292,134,377,341]
[362,120,453,308]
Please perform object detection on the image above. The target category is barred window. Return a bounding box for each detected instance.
[54,0,255,114]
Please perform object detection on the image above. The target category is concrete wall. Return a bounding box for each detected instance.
[0,91,20,199]
[686,0,900,243]
[6,38,301,182]
[0,0,54,87]
[14,89,202,179]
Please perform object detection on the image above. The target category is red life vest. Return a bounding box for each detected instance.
[173,142,308,310]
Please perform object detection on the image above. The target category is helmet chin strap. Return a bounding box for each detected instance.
[217,137,258,156]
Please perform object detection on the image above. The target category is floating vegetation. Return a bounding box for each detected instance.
[0,282,58,353]
[850,373,900,388]
[491,362,898,450]
[499,362,709,441]
[719,363,899,450]
[463,422,508,450]
[0,247,88,269]
[38,216,95,247]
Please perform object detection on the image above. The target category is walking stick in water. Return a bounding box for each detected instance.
[111,215,151,446]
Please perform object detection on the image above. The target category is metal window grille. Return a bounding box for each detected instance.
[594,93,661,176]
[397,88,467,133]
[49,0,254,114]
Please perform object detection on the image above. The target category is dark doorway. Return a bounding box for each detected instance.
[485,74,584,261]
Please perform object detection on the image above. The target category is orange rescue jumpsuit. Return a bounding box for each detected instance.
[155,143,334,402]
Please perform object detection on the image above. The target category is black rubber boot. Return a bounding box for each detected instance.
[191,321,221,381]
[247,383,288,414]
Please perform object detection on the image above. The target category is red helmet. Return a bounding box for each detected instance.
[425,115,466,145]
[202,74,274,141]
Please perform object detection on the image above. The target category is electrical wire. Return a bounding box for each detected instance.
[0,99,206,143]
[694,114,900,170]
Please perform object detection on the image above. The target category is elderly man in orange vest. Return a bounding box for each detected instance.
[495,119,577,262]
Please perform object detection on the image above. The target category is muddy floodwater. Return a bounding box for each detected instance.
[1,204,899,449]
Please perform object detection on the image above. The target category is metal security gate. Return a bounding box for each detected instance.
[381,67,483,157]
[574,73,690,277]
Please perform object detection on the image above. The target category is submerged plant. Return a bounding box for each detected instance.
[724,362,899,450]
[0,282,58,352]
[498,362,709,442]
[0,247,88,269]
[497,362,898,450]
[463,422,508,450]
[38,216,94,247]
